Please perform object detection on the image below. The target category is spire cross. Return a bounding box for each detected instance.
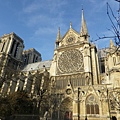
[82,4,83,10]
[70,22,72,29]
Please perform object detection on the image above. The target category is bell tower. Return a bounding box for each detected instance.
[0,32,24,78]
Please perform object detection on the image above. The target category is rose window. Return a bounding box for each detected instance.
[58,49,84,73]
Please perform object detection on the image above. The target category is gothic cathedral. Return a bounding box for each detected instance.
[50,10,120,120]
[0,10,120,120]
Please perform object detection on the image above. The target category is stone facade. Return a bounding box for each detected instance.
[50,10,120,120]
[0,10,120,120]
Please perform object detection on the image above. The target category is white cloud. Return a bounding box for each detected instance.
[34,27,56,36]
[26,15,50,26]
[21,1,67,29]
[23,3,40,13]
[23,0,67,14]
[20,0,68,43]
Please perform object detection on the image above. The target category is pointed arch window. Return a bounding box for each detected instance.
[35,56,38,62]
[10,40,16,54]
[1,42,5,52]
[86,95,99,115]
[86,104,90,114]
[14,43,20,57]
[95,104,99,114]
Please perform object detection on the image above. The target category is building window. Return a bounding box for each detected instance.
[33,54,35,63]
[10,40,16,54]
[95,104,99,114]
[64,111,72,120]
[1,42,5,52]
[86,95,99,115]
[86,104,99,114]
[14,43,20,57]
[27,54,30,64]
[86,104,90,114]
[35,56,38,62]
[100,58,105,73]
[101,62,105,73]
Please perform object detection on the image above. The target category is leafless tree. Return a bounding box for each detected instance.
[93,0,120,49]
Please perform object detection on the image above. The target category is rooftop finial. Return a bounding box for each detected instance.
[70,22,72,29]
[110,39,114,48]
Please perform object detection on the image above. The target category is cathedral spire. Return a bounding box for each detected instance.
[110,39,114,48]
[80,9,88,37]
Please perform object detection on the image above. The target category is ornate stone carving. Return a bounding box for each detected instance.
[66,35,75,44]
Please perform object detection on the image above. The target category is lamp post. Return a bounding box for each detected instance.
[57,93,61,120]
[58,105,60,120]
[78,87,81,120]
[107,89,111,120]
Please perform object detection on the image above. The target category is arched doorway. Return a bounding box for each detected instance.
[60,97,73,120]
[112,116,117,120]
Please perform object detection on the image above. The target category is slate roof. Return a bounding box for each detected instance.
[22,60,52,71]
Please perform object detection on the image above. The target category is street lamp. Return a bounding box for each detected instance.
[107,89,111,120]
[78,87,81,120]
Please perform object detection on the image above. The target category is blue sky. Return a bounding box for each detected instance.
[0,0,119,61]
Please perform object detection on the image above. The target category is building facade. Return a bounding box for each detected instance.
[0,10,120,120]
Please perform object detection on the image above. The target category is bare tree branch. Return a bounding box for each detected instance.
[92,1,120,52]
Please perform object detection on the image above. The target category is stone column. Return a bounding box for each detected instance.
[26,78,33,93]
[23,78,28,91]
[0,82,5,94]
[91,47,99,85]
[1,81,9,95]
[5,38,10,53]
[73,99,78,119]
[23,72,31,92]
[84,47,91,73]
[7,80,13,94]
[7,36,14,54]
[15,79,24,92]
[6,37,13,53]
[19,79,24,91]
[40,75,44,90]
[10,80,17,94]
[15,79,20,92]
[0,41,3,52]
[31,76,36,94]
[1,42,6,53]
